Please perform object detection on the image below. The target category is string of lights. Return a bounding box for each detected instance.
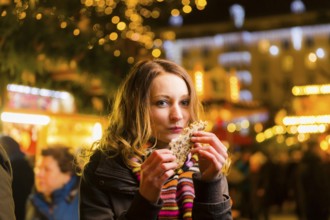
[1,0,207,57]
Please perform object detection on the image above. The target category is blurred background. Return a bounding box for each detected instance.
[1,0,330,219]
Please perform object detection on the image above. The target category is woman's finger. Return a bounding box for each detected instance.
[191,131,228,156]
[141,149,177,178]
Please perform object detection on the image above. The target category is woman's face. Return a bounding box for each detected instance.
[149,73,191,148]
[34,156,71,197]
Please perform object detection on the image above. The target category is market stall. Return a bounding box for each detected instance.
[1,84,106,155]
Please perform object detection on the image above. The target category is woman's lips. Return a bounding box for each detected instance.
[170,127,183,134]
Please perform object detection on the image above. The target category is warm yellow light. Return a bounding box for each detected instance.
[131,33,140,41]
[273,125,285,135]
[292,84,330,96]
[182,5,192,13]
[241,119,250,129]
[92,123,102,142]
[171,9,180,16]
[152,48,161,58]
[1,10,7,17]
[256,133,265,143]
[145,41,154,50]
[125,8,133,17]
[285,137,295,146]
[112,16,120,24]
[291,86,302,96]
[227,123,236,133]
[229,75,239,102]
[320,140,328,151]
[114,50,121,57]
[161,31,176,40]
[297,124,327,133]
[151,10,160,18]
[109,32,118,41]
[196,0,207,7]
[104,7,113,15]
[18,12,26,20]
[98,38,105,45]
[264,128,274,139]
[130,13,139,22]
[288,126,298,134]
[84,0,93,7]
[305,86,319,94]
[153,39,163,47]
[117,22,126,31]
[126,30,133,39]
[320,85,330,94]
[308,52,317,62]
[35,13,42,20]
[196,0,207,10]
[283,115,330,125]
[194,71,204,96]
[297,133,308,142]
[127,57,134,64]
[254,123,263,133]
[73,29,80,36]
[60,21,67,29]
[1,112,50,125]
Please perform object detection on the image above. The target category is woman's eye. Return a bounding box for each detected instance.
[156,100,168,107]
[181,99,190,106]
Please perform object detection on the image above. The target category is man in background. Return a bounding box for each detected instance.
[0,135,34,220]
[0,142,16,220]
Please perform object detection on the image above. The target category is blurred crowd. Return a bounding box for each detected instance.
[228,138,330,220]
[1,133,330,220]
[0,135,80,220]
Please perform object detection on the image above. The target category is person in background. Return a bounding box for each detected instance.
[0,141,16,220]
[0,135,34,220]
[79,59,232,220]
[298,139,330,220]
[248,151,272,220]
[25,145,79,220]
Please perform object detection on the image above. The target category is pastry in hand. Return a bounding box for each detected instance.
[169,120,207,168]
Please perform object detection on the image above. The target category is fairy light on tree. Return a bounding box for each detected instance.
[1,0,207,68]
[0,0,207,113]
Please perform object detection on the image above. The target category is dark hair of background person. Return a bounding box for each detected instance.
[0,135,34,220]
[41,145,77,175]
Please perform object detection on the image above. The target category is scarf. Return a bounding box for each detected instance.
[132,152,199,220]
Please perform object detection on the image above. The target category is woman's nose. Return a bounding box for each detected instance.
[170,104,183,121]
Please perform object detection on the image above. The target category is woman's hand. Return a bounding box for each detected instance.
[190,131,228,182]
[139,149,177,203]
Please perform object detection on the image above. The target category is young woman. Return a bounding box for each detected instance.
[79,59,232,220]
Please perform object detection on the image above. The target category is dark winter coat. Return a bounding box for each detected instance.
[0,144,16,220]
[79,150,232,220]
[0,135,34,220]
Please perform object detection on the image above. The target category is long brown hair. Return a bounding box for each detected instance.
[95,59,203,168]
